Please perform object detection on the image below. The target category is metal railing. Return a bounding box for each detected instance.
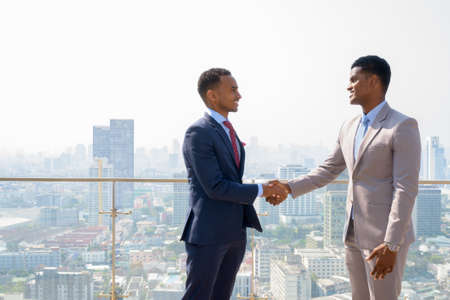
[0,177,448,184]
[0,177,448,299]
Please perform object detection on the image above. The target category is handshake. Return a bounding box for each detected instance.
[262,180,291,206]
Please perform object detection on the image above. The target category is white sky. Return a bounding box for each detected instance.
[1,0,449,154]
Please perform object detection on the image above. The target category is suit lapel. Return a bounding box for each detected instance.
[203,114,240,173]
[353,104,391,172]
[348,116,361,171]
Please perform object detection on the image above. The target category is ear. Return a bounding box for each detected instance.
[206,89,217,106]
[369,74,379,89]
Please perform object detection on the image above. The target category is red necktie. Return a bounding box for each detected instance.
[223,121,240,168]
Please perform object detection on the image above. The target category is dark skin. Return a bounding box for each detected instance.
[348,66,385,113]
[366,242,397,280]
[349,66,397,280]
[204,75,288,202]
[205,75,241,119]
[269,67,396,279]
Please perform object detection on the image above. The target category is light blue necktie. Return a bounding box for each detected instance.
[362,116,370,134]
[351,116,370,220]
[354,116,370,160]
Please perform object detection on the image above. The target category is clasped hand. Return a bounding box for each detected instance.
[262,180,291,206]
[366,243,397,280]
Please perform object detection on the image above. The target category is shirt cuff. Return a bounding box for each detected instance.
[257,184,263,198]
[384,241,400,252]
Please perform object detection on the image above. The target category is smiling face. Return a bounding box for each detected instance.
[207,75,241,118]
[347,66,373,106]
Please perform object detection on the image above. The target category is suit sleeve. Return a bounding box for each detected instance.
[288,130,347,198]
[184,126,259,205]
[384,118,421,245]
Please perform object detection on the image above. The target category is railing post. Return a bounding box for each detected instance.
[99,180,131,300]
[111,180,116,300]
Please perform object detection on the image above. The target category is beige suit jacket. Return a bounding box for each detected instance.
[288,103,421,249]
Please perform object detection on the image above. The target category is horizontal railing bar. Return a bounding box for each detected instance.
[0,178,448,184]
[0,178,188,183]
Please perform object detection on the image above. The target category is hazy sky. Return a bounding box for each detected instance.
[1,0,449,154]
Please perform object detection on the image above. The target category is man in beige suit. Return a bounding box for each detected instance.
[273,55,421,300]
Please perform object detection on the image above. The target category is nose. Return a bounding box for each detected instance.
[347,83,353,92]
[236,91,242,100]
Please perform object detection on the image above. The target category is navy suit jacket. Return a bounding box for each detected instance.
[181,113,263,245]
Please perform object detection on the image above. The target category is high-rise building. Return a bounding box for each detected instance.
[93,119,134,208]
[169,139,181,170]
[323,171,348,249]
[278,164,309,180]
[33,267,93,300]
[278,165,318,221]
[172,180,190,226]
[40,207,57,226]
[254,241,292,282]
[270,256,311,300]
[88,158,113,227]
[0,248,60,271]
[424,136,447,180]
[93,126,110,159]
[56,208,79,226]
[232,271,251,299]
[40,207,79,227]
[81,250,107,264]
[323,190,346,248]
[110,119,134,208]
[312,276,351,298]
[295,249,346,279]
[135,147,150,175]
[413,186,442,237]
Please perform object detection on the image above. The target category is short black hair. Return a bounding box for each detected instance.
[351,55,391,93]
[197,68,231,101]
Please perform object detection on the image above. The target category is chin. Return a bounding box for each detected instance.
[350,97,359,105]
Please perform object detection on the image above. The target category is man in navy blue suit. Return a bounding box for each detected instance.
[181,68,288,300]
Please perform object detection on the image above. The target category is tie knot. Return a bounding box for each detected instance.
[223,121,234,131]
[362,116,370,126]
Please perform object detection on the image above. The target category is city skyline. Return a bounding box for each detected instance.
[1,0,450,154]
[1,117,448,181]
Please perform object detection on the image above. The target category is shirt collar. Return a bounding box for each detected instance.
[362,100,386,125]
[206,108,228,125]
